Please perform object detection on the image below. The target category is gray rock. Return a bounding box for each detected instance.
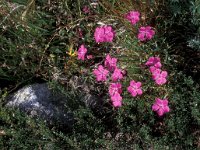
[6,83,74,128]
[6,76,111,128]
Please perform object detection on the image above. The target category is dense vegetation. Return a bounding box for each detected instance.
[0,0,200,149]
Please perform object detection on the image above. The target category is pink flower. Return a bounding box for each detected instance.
[94,26,115,43]
[152,69,168,85]
[77,45,87,60]
[125,11,140,25]
[111,93,122,107]
[93,65,109,82]
[104,54,117,71]
[138,26,155,41]
[152,98,170,117]
[145,56,168,85]
[112,68,123,81]
[109,83,122,96]
[127,80,143,97]
[145,56,161,68]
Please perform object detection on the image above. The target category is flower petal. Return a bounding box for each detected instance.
[136,82,142,88]
[111,93,122,102]
[163,106,170,113]
[130,90,137,97]
[157,109,164,116]
[155,98,163,105]
[112,100,122,107]
[162,99,168,106]
[137,89,143,95]
[152,104,159,111]
[130,80,136,86]
[161,71,168,78]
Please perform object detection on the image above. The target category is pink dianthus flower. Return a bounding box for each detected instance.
[77,45,87,60]
[94,26,115,43]
[152,98,170,117]
[109,83,122,96]
[138,26,155,41]
[125,11,140,25]
[145,56,161,68]
[93,65,109,82]
[152,69,168,85]
[112,68,123,81]
[111,93,122,108]
[127,80,143,97]
[104,54,117,72]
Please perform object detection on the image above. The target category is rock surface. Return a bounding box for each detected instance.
[6,76,110,128]
[6,83,74,128]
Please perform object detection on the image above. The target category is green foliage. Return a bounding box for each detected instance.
[158,0,200,82]
[0,0,49,87]
[0,105,68,149]
[165,73,200,148]
[167,0,200,49]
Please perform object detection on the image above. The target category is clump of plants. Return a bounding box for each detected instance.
[76,11,170,114]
